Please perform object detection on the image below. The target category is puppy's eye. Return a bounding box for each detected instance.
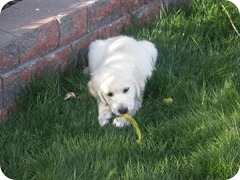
[123,87,129,93]
[107,92,113,97]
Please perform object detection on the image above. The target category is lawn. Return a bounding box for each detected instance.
[1,0,240,179]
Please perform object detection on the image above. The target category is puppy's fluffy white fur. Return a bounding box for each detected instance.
[88,36,157,127]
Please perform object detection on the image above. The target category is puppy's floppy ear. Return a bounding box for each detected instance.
[98,92,107,105]
[131,68,145,101]
[88,79,98,98]
[134,79,144,101]
[88,78,107,105]
[135,81,141,100]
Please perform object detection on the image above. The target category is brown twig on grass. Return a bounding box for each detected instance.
[221,4,240,38]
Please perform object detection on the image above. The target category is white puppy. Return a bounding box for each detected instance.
[87,36,157,127]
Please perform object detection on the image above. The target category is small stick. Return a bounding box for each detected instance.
[222,4,240,38]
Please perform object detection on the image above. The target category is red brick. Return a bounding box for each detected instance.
[88,0,120,31]
[0,103,18,123]
[134,1,162,26]
[2,70,21,107]
[0,31,19,74]
[1,57,44,110]
[71,32,98,63]
[121,15,133,27]
[98,18,125,39]
[0,108,8,123]
[18,57,45,86]
[18,19,59,64]
[0,3,60,65]
[72,32,98,51]
[120,0,145,16]
[43,45,72,71]
[57,7,88,45]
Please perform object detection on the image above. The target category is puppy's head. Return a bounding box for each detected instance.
[88,72,144,116]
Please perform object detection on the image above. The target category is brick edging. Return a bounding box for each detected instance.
[0,0,189,122]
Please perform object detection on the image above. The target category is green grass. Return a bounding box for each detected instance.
[1,0,240,179]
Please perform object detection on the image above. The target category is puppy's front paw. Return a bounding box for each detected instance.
[98,111,112,127]
[112,117,130,128]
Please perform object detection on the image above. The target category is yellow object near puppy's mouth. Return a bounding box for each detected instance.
[122,114,142,144]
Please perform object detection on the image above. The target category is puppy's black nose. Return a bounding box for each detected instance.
[118,107,128,114]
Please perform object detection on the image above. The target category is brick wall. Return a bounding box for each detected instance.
[0,0,189,122]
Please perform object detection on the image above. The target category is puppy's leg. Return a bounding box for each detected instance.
[98,101,112,127]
